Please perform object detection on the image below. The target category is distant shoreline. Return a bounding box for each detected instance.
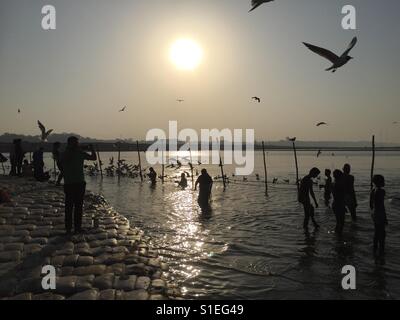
[1,142,400,153]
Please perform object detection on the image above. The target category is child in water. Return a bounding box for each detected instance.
[370,175,388,257]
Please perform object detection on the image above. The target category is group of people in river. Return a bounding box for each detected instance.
[1,138,388,257]
[299,165,388,257]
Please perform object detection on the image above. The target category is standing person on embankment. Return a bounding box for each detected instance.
[62,136,97,235]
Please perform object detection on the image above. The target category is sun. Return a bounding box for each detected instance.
[169,38,203,71]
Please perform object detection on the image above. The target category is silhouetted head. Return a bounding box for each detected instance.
[333,169,343,181]
[325,169,331,177]
[149,167,155,173]
[309,167,320,178]
[201,169,208,175]
[53,142,61,149]
[372,175,385,188]
[67,136,79,149]
[23,159,29,165]
[181,173,186,179]
[343,164,351,174]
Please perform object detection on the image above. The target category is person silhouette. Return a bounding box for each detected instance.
[332,170,346,236]
[177,173,188,189]
[148,167,157,185]
[343,164,358,222]
[298,168,320,230]
[195,169,213,207]
[370,175,388,258]
[62,136,97,235]
[324,169,332,207]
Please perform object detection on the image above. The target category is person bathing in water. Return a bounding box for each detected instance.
[324,169,332,207]
[195,169,213,206]
[177,173,188,189]
[370,175,388,258]
[343,164,358,222]
[299,168,321,231]
[148,167,157,185]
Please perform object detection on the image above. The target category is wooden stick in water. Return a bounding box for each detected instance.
[117,143,121,178]
[371,135,376,190]
[96,145,103,179]
[137,140,144,182]
[189,147,194,189]
[161,148,165,184]
[293,141,300,198]
[262,141,268,196]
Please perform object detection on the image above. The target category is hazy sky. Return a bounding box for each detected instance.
[0,0,399,142]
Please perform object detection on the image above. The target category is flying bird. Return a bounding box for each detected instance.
[177,99,184,103]
[119,106,127,112]
[316,122,328,127]
[252,97,261,103]
[286,137,297,142]
[249,0,274,12]
[18,109,21,114]
[303,37,358,72]
[37,120,53,142]
[393,121,398,125]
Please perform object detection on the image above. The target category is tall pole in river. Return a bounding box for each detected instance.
[136,140,144,182]
[370,135,376,191]
[262,141,268,196]
[292,140,300,198]
[96,145,103,179]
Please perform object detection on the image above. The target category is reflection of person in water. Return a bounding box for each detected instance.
[332,170,346,236]
[195,169,213,206]
[298,168,320,231]
[148,167,157,185]
[370,175,388,258]
[177,173,188,189]
[343,164,358,222]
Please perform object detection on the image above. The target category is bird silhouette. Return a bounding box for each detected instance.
[252,97,261,103]
[37,120,53,142]
[249,0,274,12]
[177,99,184,103]
[18,109,21,114]
[393,121,398,125]
[119,106,127,112]
[286,137,297,142]
[303,37,358,72]
[316,122,328,127]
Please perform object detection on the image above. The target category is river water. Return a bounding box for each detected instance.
[42,150,400,299]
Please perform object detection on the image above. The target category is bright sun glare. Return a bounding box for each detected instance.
[169,39,203,71]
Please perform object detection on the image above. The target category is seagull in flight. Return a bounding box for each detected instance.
[316,122,328,127]
[37,120,53,142]
[303,37,358,72]
[286,137,297,142]
[249,0,274,12]
[119,106,127,112]
[252,97,261,103]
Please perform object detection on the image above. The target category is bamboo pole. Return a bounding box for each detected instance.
[96,145,103,179]
[117,143,121,178]
[370,135,376,190]
[137,140,144,182]
[292,141,300,198]
[189,147,194,189]
[161,148,165,184]
[262,141,268,196]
